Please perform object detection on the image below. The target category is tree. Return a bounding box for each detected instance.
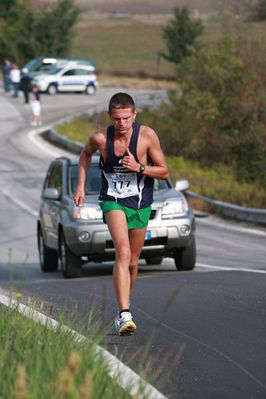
[32,0,80,56]
[255,0,266,20]
[147,37,266,187]
[0,0,80,65]
[161,6,204,65]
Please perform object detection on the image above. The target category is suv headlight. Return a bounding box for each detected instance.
[73,204,102,220]
[161,199,188,219]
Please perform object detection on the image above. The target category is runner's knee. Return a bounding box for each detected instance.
[115,244,131,264]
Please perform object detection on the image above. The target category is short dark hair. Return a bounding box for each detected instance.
[108,92,135,113]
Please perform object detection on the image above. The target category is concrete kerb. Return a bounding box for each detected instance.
[43,95,266,225]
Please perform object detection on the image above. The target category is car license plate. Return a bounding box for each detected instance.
[145,230,151,240]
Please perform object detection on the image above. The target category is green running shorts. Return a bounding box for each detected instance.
[99,200,151,230]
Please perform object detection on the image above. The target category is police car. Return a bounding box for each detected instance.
[33,63,98,95]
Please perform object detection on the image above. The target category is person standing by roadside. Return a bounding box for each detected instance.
[20,68,32,104]
[2,59,12,92]
[30,85,42,126]
[10,63,20,98]
[73,92,169,336]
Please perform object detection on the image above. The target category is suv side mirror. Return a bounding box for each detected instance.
[175,179,189,192]
[42,188,60,200]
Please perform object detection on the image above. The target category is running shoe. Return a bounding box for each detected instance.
[115,311,136,336]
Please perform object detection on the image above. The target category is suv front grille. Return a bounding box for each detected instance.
[106,236,167,249]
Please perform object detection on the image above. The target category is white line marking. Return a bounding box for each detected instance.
[197,263,266,274]
[1,189,38,217]
[0,292,167,399]
[27,128,61,157]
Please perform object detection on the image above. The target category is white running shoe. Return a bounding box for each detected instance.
[115,311,136,336]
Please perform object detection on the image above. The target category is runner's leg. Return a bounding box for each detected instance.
[128,228,146,293]
[105,210,131,311]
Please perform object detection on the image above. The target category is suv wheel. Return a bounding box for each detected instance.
[37,225,58,272]
[47,84,57,95]
[174,238,196,271]
[145,256,163,265]
[59,231,81,278]
[85,84,96,95]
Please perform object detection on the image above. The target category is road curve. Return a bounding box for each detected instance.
[0,90,265,399]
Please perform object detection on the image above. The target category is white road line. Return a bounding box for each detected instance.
[27,127,61,157]
[197,262,266,274]
[1,189,38,217]
[0,292,167,399]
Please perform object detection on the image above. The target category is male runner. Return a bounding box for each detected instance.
[74,92,169,335]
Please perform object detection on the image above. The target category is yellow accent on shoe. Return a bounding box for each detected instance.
[119,320,137,336]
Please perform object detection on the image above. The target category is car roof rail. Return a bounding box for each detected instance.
[55,156,71,163]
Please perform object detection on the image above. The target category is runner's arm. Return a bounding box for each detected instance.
[73,133,102,206]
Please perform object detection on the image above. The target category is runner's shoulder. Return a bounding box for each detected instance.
[90,128,107,146]
[139,124,159,143]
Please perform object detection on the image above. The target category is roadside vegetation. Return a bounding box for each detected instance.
[0,302,134,399]
[56,115,266,209]
[56,2,266,209]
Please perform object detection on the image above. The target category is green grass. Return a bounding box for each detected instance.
[55,114,266,209]
[71,16,176,78]
[0,303,133,399]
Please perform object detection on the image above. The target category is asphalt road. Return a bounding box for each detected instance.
[0,89,266,399]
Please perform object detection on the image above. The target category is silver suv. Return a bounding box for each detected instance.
[37,155,196,278]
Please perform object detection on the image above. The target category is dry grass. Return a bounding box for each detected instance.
[74,0,221,14]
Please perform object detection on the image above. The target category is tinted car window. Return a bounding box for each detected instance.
[69,163,171,195]
[154,179,171,190]
[44,163,63,195]
[62,69,76,76]
[69,163,101,195]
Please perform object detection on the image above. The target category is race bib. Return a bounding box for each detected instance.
[105,172,139,198]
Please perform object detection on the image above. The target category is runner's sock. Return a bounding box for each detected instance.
[119,309,130,317]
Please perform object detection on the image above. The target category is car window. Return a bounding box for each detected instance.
[47,67,63,74]
[75,69,93,76]
[69,163,171,194]
[62,69,76,76]
[44,163,63,195]
[69,163,102,195]
[154,179,172,190]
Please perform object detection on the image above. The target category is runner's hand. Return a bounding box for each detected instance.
[122,149,139,172]
[73,187,85,206]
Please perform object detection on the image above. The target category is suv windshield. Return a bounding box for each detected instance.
[69,163,101,195]
[46,66,63,74]
[69,163,171,195]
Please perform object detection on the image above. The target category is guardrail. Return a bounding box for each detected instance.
[187,191,266,225]
[44,92,266,226]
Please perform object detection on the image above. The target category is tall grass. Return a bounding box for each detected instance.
[0,304,132,399]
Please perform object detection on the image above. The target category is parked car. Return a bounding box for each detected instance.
[22,56,95,78]
[32,63,98,95]
[37,155,196,278]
